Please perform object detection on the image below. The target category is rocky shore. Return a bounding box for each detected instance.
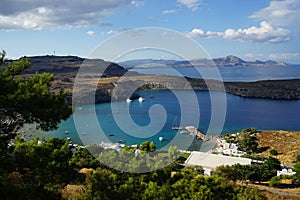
[71,76,300,104]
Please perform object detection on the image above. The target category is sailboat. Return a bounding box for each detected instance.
[171,116,184,130]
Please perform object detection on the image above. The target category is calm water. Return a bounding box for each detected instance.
[25,90,300,151]
[133,65,300,82]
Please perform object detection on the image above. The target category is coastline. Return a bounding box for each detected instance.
[69,75,300,105]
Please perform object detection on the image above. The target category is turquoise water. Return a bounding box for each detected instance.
[25,90,300,151]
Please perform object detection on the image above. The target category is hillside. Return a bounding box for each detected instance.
[257,130,300,164]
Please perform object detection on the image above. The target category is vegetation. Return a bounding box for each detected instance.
[0,55,71,134]
[256,130,300,164]
[237,128,258,154]
[269,149,278,156]
[139,141,156,153]
[294,162,300,181]
[0,53,73,199]
[215,157,281,183]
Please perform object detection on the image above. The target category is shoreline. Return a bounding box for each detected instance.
[70,76,300,105]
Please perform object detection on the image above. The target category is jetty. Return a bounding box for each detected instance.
[184,126,207,141]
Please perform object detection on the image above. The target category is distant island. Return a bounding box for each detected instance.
[120,55,288,68]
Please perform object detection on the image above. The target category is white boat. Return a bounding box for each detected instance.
[126,98,132,103]
[171,116,184,130]
[159,136,163,141]
[180,129,189,134]
[138,97,144,102]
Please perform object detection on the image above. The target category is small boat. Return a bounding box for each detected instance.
[126,98,132,103]
[138,97,144,102]
[109,134,114,137]
[64,131,69,134]
[171,116,184,130]
[159,136,163,141]
[82,132,87,135]
[180,129,189,134]
[172,126,185,130]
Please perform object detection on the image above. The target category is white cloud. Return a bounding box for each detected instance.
[162,9,179,14]
[223,21,290,43]
[177,0,201,11]
[186,28,222,38]
[269,53,299,60]
[0,0,133,30]
[250,0,300,27]
[186,21,291,43]
[106,27,132,35]
[162,9,181,14]
[86,31,95,37]
[244,53,265,59]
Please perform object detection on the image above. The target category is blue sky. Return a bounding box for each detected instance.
[0,0,299,63]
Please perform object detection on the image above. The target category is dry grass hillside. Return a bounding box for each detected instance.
[256,130,300,164]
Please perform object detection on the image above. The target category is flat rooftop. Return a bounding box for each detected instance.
[185,151,252,169]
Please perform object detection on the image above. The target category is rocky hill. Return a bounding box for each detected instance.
[20,55,132,78]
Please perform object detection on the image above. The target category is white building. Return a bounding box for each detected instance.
[277,168,296,176]
[185,151,252,176]
[100,141,123,151]
[214,139,246,156]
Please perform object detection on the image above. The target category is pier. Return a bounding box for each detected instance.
[184,126,207,141]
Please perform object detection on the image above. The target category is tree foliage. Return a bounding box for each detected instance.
[270,149,278,156]
[237,128,258,154]
[0,56,72,134]
[293,162,300,180]
[0,50,6,65]
[0,137,79,199]
[216,157,281,183]
[139,141,156,153]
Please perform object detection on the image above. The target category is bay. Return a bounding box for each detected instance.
[23,90,300,151]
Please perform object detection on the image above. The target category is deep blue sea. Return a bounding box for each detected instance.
[133,65,300,82]
[21,66,300,151]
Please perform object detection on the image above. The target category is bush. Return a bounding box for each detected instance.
[269,176,281,187]
[270,149,278,156]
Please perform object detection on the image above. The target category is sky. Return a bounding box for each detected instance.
[0,0,300,63]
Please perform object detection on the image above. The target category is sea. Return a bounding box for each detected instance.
[133,65,300,82]
[21,66,300,151]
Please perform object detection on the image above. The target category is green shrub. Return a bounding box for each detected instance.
[269,176,281,187]
[270,149,278,156]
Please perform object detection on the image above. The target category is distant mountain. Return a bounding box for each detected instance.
[119,55,288,69]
